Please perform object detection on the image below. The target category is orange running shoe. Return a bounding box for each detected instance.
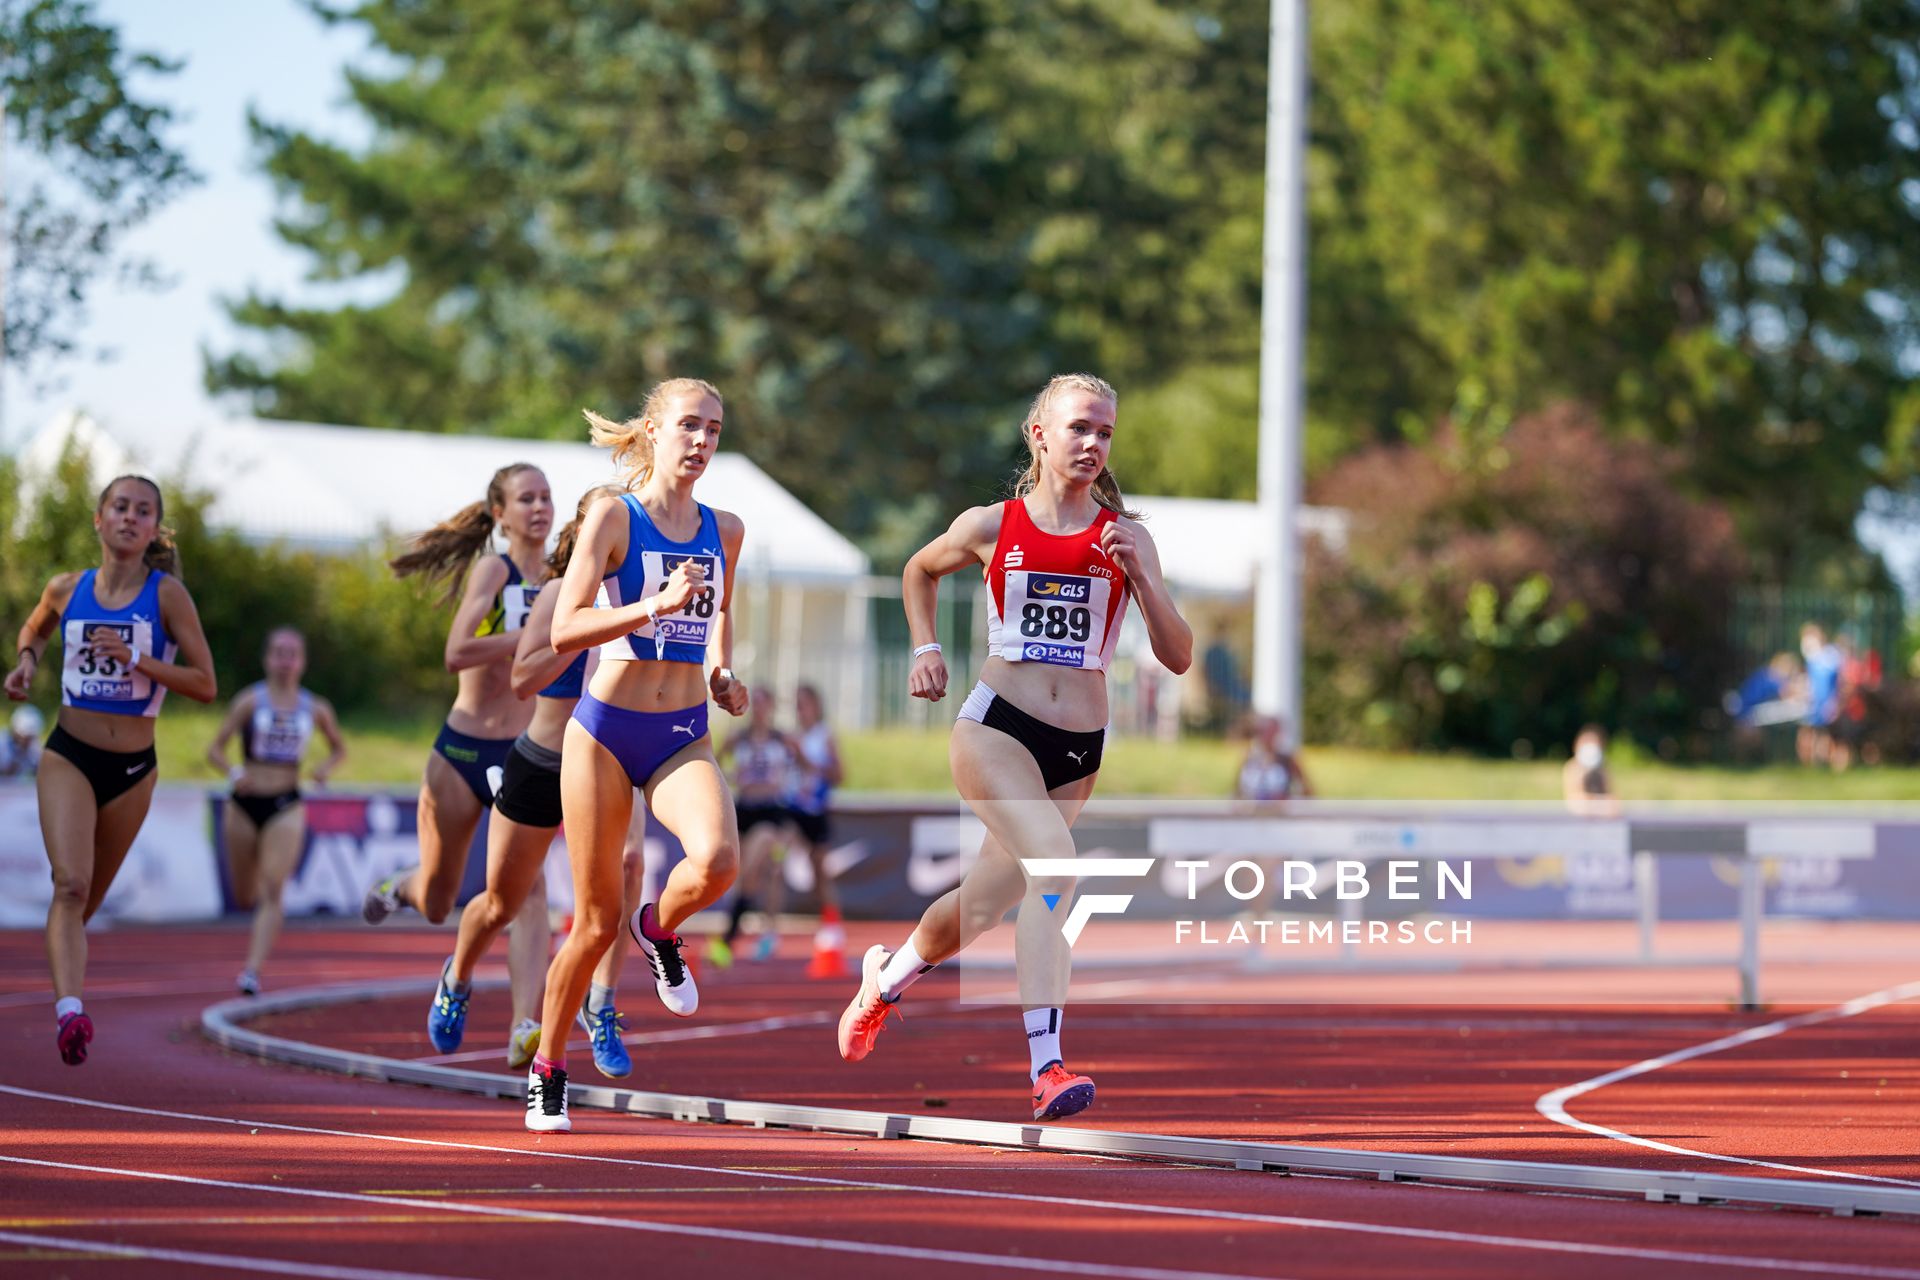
[1031,1061,1095,1121]
[836,944,901,1062]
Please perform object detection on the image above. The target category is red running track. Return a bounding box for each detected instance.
[2,922,1918,1280]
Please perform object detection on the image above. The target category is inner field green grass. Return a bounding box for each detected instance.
[140,704,1916,803]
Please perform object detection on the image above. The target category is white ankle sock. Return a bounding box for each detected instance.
[877,941,932,1002]
[586,982,616,1016]
[1024,1007,1062,1079]
[55,997,82,1023]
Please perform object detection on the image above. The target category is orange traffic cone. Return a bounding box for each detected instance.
[806,905,846,979]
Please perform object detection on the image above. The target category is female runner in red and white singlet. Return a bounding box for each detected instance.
[837,373,1192,1121]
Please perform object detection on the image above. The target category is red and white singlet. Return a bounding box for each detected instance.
[983,500,1131,672]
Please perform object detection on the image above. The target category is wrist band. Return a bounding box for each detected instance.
[912,643,942,659]
[716,667,736,683]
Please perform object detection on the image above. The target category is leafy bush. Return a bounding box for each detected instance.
[3,435,452,718]
[1303,404,1746,757]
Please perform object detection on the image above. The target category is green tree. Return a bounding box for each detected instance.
[1302,0,1920,577]
[211,1,1920,575]
[208,1,1273,542]
[2,429,455,718]
[1304,405,1747,755]
[1,0,195,380]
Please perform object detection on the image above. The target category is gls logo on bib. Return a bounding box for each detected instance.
[1027,574,1090,602]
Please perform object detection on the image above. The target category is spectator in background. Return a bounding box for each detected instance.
[1829,633,1881,771]
[791,682,848,979]
[1730,653,1796,724]
[1201,629,1248,731]
[1797,623,1843,767]
[1562,724,1620,817]
[712,687,800,966]
[0,705,45,778]
[1235,713,1313,802]
[1727,652,1804,762]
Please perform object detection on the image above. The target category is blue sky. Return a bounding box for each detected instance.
[2,0,373,447]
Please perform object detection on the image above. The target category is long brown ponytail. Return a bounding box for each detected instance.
[547,483,627,577]
[96,475,181,576]
[1011,373,1140,519]
[583,377,723,489]
[390,462,539,604]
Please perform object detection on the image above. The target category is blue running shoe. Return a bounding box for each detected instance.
[427,959,470,1054]
[577,999,632,1079]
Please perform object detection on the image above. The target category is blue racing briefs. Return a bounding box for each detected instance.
[571,692,709,789]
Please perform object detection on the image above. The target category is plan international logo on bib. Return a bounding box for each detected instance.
[1023,642,1087,666]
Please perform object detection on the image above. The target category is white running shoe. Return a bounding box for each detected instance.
[524,1064,570,1133]
[628,902,698,1017]
[236,969,261,998]
[505,1017,542,1070]
[361,867,412,925]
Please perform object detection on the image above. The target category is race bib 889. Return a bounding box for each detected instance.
[1006,571,1112,667]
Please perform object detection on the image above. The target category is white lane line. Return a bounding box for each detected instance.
[1537,980,1920,1187]
[0,1228,474,1280]
[411,983,1163,1067]
[0,1154,1275,1280]
[416,1008,841,1066]
[3,1085,1916,1276]
[380,969,1222,1067]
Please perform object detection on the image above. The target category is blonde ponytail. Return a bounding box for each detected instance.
[1010,373,1140,520]
[584,377,723,489]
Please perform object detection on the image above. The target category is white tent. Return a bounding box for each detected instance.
[1127,494,1347,600]
[1112,495,1346,734]
[19,409,867,585]
[17,412,1342,731]
[19,409,875,723]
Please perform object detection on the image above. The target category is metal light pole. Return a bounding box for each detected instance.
[1253,0,1308,746]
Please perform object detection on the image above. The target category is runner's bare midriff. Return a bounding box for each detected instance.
[587,657,710,714]
[55,704,158,752]
[978,655,1108,734]
[446,660,536,739]
[234,759,301,796]
[524,694,576,752]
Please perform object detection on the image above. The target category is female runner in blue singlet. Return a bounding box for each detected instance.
[425,483,646,1080]
[523,378,749,1132]
[4,476,219,1065]
[207,626,347,996]
[364,463,556,1069]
